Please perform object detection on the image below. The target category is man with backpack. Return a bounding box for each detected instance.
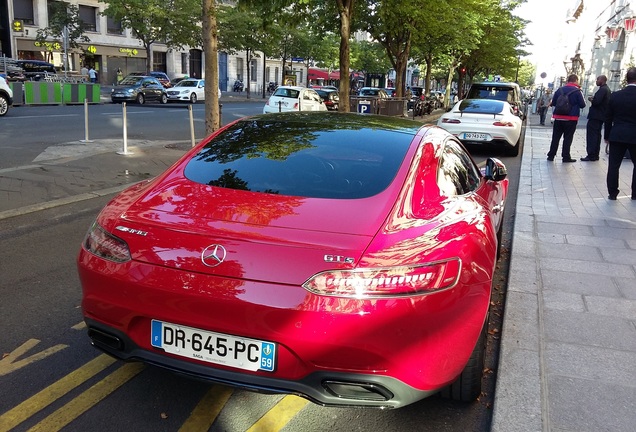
[547,74,586,162]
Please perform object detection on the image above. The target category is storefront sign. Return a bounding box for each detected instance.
[12,20,23,33]
[34,41,62,51]
[624,18,636,33]
[119,48,139,56]
[87,45,97,54]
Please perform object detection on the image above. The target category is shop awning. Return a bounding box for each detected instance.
[308,68,329,80]
[329,70,340,80]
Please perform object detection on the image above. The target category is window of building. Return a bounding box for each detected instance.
[106,16,123,35]
[78,5,98,32]
[250,59,257,81]
[13,0,35,25]
[181,53,188,74]
[275,67,279,83]
[236,58,243,81]
[153,51,167,72]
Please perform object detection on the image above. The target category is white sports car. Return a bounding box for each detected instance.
[437,99,523,156]
[166,79,221,103]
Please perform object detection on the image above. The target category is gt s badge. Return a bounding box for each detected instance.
[324,254,355,264]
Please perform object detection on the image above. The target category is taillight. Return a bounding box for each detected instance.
[493,121,514,127]
[83,222,131,262]
[302,258,461,298]
[442,118,461,124]
[293,102,299,109]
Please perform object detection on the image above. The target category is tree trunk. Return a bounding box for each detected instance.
[145,44,152,74]
[425,55,432,96]
[246,49,251,99]
[203,0,220,134]
[337,0,354,112]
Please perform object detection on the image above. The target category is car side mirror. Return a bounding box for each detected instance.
[484,157,507,181]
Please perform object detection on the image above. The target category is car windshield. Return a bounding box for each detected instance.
[360,89,380,96]
[273,88,300,99]
[184,114,417,199]
[119,77,143,85]
[176,80,199,88]
[458,99,505,114]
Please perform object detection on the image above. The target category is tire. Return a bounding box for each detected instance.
[136,93,145,104]
[161,93,168,104]
[440,319,486,402]
[508,136,520,156]
[496,210,505,260]
[190,93,197,104]
[0,95,9,116]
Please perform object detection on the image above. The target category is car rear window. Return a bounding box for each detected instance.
[184,114,418,199]
[458,99,505,114]
[467,85,516,103]
[273,88,300,99]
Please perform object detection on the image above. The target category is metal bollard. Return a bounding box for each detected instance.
[117,102,133,155]
[79,98,94,143]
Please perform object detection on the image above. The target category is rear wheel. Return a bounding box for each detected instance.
[136,93,145,104]
[190,93,197,104]
[440,319,486,402]
[508,136,520,156]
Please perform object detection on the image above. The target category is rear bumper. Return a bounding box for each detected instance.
[85,317,436,408]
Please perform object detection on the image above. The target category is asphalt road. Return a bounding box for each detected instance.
[0,102,523,431]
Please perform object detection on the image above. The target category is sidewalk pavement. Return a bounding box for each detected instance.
[491,115,636,432]
[1,110,635,431]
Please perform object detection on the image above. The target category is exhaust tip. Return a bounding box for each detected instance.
[322,380,393,402]
[88,328,124,351]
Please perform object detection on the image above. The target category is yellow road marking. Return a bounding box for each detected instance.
[178,385,233,432]
[0,339,67,376]
[0,354,116,432]
[26,362,144,432]
[71,322,87,330]
[246,395,309,432]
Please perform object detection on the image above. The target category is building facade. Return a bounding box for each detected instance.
[0,0,306,91]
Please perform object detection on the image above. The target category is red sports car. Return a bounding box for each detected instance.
[78,112,508,408]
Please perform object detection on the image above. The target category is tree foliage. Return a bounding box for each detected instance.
[36,1,90,66]
[100,0,202,73]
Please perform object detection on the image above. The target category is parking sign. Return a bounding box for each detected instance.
[358,100,371,114]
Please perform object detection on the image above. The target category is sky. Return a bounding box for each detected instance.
[515,0,572,78]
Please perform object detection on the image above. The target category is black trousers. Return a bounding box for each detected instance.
[586,118,603,159]
[548,120,578,159]
[607,141,636,198]
[538,107,548,125]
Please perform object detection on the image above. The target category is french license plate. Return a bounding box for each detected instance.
[113,93,124,97]
[462,132,489,141]
[151,320,276,372]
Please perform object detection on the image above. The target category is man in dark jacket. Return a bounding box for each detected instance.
[547,74,586,162]
[604,67,636,200]
[582,75,611,161]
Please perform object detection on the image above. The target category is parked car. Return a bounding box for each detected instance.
[16,60,56,81]
[166,78,220,103]
[111,76,168,104]
[263,86,327,113]
[0,75,14,116]
[466,81,524,119]
[437,98,523,156]
[77,112,509,409]
[315,89,339,111]
[127,71,172,88]
[407,86,424,110]
[358,87,389,98]
[0,58,26,82]
[383,87,396,97]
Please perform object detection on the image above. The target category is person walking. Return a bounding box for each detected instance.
[604,67,636,200]
[547,74,586,162]
[537,89,551,125]
[582,75,611,161]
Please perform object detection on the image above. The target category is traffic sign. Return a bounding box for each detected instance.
[357,100,371,114]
